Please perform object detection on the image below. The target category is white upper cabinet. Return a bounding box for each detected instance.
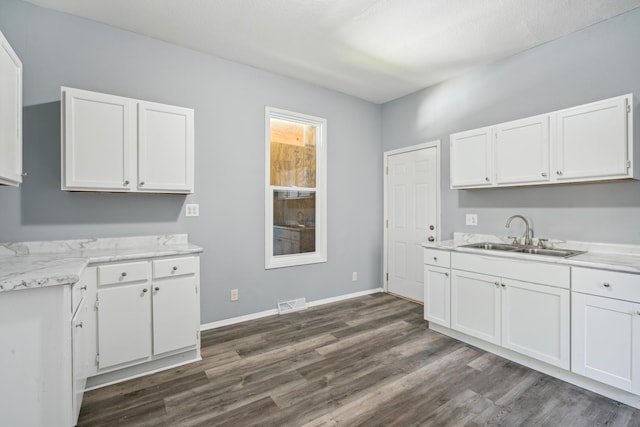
[0,30,22,187]
[62,87,194,193]
[495,114,550,185]
[450,94,635,189]
[450,126,493,188]
[138,101,194,192]
[555,96,631,181]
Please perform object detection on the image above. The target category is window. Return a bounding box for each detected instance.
[265,107,327,269]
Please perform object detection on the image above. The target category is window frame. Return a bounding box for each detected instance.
[265,107,327,269]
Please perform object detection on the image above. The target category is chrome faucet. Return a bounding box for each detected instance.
[505,215,532,246]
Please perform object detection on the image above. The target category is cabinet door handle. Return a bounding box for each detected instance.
[142,288,148,293]
[124,180,130,186]
[501,284,506,288]
[603,282,610,288]
[172,266,178,271]
[556,171,563,176]
[428,236,435,242]
[541,172,547,177]
[494,282,500,287]
[433,257,437,262]
[80,285,87,290]
[155,286,160,291]
[121,272,127,277]
[75,322,83,328]
[140,181,145,186]
[485,177,490,182]
[444,273,449,278]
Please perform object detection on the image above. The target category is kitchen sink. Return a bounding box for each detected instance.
[460,242,586,258]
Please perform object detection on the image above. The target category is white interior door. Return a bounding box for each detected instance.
[387,146,438,302]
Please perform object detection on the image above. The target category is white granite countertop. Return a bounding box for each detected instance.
[0,234,203,293]
[423,233,640,274]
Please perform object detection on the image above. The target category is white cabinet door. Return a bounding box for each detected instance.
[97,284,151,369]
[495,115,550,185]
[501,279,569,369]
[138,101,194,193]
[71,298,89,424]
[152,276,199,355]
[572,293,640,393]
[63,88,136,191]
[555,96,630,181]
[0,30,22,186]
[450,127,493,188]
[424,265,450,327]
[451,270,501,344]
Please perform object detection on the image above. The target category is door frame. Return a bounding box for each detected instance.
[383,141,442,292]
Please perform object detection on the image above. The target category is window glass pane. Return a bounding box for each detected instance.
[273,190,316,255]
[270,118,316,188]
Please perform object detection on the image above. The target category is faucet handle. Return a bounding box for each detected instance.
[537,238,549,249]
[508,236,519,246]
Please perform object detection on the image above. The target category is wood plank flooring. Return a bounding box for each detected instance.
[78,293,640,426]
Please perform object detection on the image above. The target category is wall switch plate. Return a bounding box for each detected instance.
[466,214,478,226]
[185,204,199,217]
[230,289,238,301]
[352,272,358,281]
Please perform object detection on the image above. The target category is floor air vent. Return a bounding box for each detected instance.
[277,298,307,314]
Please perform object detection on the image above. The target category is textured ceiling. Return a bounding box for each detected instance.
[21,0,640,103]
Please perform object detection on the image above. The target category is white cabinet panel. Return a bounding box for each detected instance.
[424,265,450,327]
[556,96,630,181]
[501,279,569,369]
[72,297,89,424]
[495,115,550,185]
[0,30,22,186]
[572,292,640,394]
[450,127,492,188]
[63,88,136,190]
[152,276,199,355]
[451,270,501,344]
[97,283,151,369]
[61,87,195,193]
[138,102,194,192]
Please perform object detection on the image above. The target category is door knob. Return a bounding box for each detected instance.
[428,236,435,242]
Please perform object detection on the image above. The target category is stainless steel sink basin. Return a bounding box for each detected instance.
[460,242,521,251]
[514,247,586,258]
[460,242,586,258]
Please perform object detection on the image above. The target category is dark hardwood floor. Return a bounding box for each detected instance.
[78,293,640,426]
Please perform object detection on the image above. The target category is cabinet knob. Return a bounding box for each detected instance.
[541,172,547,177]
[80,285,87,291]
[172,266,178,271]
[155,286,160,291]
[485,177,490,182]
[75,322,83,328]
[433,257,437,262]
[603,282,610,288]
[556,171,563,176]
[494,282,500,287]
[121,272,127,277]
[428,236,435,242]
[142,288,148,293]
[444,273,449,278]
[501,283,506,288]
[429,225,435,230]
[124,180,130,185]
[140,181,145,186]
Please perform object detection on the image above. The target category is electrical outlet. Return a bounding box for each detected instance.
[185,204,199,217]
[230,289,238,301]
[352,272,358,281]
[466,214,478,226]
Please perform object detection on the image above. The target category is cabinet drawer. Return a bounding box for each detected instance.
[98,261,149,286]
[153,256,197,279]
[572,267,640,303]
[423,248,451,268]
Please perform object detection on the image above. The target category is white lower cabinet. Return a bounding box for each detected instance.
[571,267,640,394]
[94,256,200,374]
[448,253,570,369]
[451,270,501,345]
[424,265,451,327]
[501,278,569,369]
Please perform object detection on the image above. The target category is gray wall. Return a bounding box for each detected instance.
[383,8,640,244]
[0,0,383,322]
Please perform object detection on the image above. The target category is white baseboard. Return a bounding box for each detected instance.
[200,287,384,331]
